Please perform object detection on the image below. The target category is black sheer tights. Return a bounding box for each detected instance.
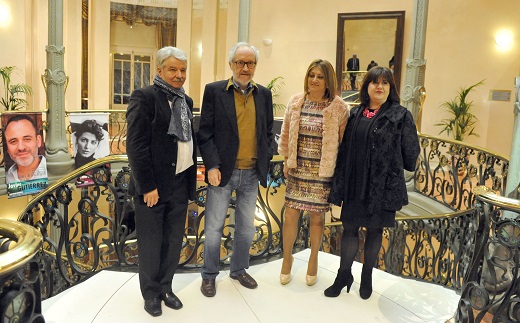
[339,223,383,272]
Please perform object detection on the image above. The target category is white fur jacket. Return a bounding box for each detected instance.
[278,93,349,177]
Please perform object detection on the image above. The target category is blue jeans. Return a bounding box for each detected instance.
[201,169,258,279]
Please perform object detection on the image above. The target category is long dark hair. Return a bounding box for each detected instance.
[359,66,400,106]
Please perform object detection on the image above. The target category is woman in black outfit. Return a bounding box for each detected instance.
[325,66,420,300]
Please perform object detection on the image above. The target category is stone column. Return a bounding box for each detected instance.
[43,0,74,180]
[238,0,250,42]
[505,77,520,199]
[401,0,429,125]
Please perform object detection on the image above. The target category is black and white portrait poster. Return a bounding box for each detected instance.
[69,113,110,187]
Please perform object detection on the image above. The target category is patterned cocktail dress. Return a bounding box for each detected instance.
[284,98,332,213]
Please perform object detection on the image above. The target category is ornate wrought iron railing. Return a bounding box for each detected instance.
[14,155,291,299]
[0,218,44,323]
[415,134,509,210]
[373,133,510,293]
[0,130,512,318]
[382,209,478,291]
[454,186,520,322]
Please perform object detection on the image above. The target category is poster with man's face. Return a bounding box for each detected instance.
[69,113,110,187]
[1,112,48,198]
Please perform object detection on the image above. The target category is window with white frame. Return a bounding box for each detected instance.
[112,52,153,108]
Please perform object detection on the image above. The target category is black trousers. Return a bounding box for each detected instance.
[349,73,357,90]
[134,170,188,300]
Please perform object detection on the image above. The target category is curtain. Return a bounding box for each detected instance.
[109,3,177,48]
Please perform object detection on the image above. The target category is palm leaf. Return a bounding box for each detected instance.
[436,80,483,141]
[0,66,32,110]
[266,76,286,113]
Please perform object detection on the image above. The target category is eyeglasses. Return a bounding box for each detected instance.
[233,61,256,69]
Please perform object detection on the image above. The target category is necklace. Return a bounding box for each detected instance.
[363,107,379,119]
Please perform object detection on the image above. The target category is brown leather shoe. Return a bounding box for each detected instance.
[230,272,258,289]
[201,279,216,297]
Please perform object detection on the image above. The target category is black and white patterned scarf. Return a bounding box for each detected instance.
[153,75,192,142]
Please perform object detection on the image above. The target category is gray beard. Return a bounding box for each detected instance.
[12,154,37,167]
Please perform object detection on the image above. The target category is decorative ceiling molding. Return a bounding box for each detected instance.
[110,0,229,10]
[110,3,177,28]
[110,0,178,9]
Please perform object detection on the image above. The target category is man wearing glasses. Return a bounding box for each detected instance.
[197,42,274,297]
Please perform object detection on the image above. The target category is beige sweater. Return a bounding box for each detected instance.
[278,93,349,177]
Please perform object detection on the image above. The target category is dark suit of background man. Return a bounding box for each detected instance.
[346,54,360,90]
[197,42,274,297]
[126,46,197,317]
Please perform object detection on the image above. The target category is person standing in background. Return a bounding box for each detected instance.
[366,60,378,71]
[346,54,360,90]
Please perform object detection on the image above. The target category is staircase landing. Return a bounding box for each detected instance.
[42,249,459,322]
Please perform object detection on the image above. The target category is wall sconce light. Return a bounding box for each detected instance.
[0,1,12,28]
[263,38,273,46]
[495,29,514,52]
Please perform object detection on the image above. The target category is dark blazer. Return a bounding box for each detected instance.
[347,57,360,71]
[329,101,420,213]
[126,85,197,201]
[197,79,274,188]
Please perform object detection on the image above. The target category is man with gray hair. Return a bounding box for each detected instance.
[127,46,197,317]
[197,42,274,297]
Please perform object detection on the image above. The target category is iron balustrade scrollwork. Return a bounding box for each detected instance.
[415,134,509,211]
[454,186,520,322]
[381,210,479,291]
[15,155,292,299]
[17,155,137,298]
[326,134,511,295]
[3,131,512,320]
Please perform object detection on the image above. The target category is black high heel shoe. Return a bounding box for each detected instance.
[324,270,354,297]
[359,269,373,300]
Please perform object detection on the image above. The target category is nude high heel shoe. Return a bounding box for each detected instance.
[280,256,294,285]
[306,274,317,286]
[306,257,318,286]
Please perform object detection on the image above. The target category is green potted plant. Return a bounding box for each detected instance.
[435,80,484,141]
[0,66,33,111]
[266,76,286,113]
